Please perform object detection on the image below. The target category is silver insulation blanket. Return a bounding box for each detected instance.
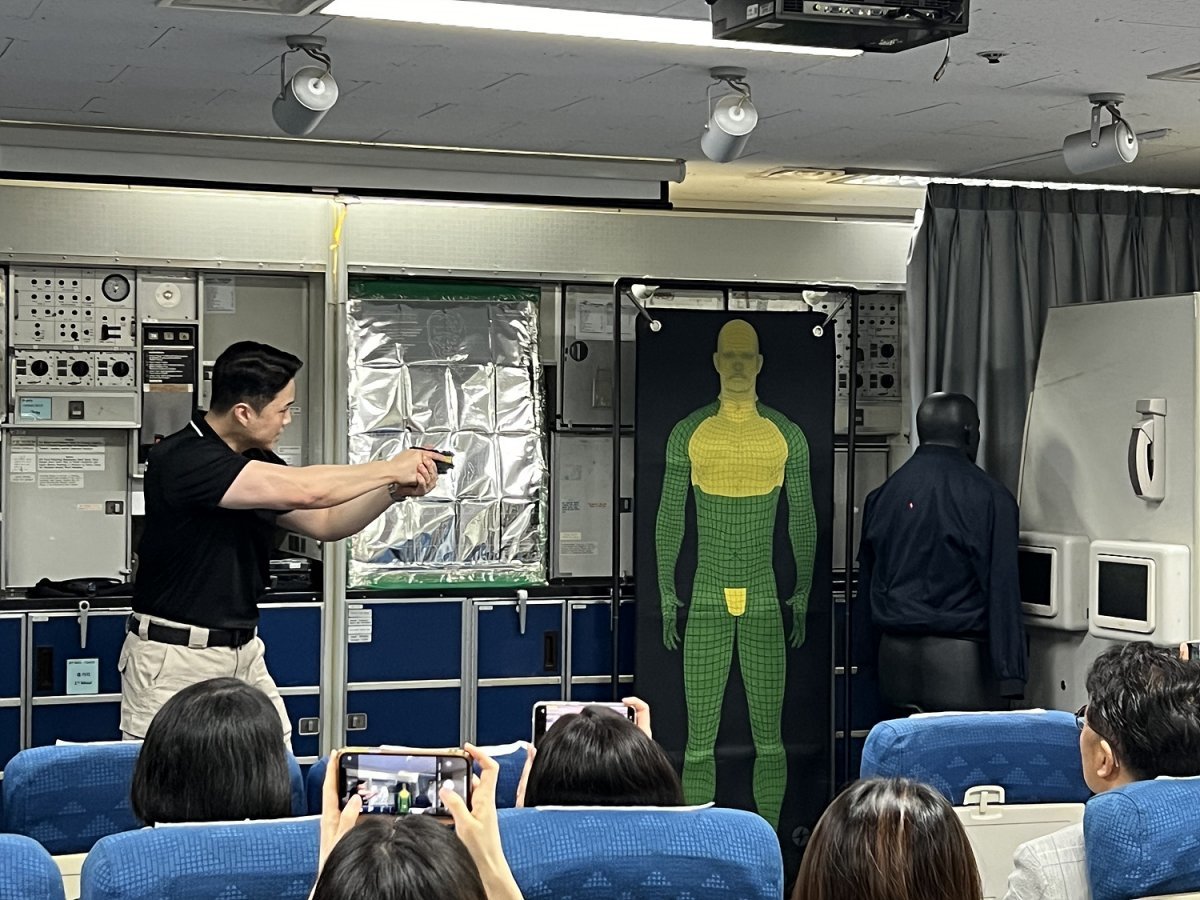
[346,280,546,587]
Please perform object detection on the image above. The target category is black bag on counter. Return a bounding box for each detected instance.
[28,577,131,599]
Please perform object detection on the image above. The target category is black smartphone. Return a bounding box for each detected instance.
[532,701,637,746]
[1187,641,1200,661]
[337,748,471,816]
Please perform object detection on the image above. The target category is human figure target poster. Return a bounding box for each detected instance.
[636,309,833,867]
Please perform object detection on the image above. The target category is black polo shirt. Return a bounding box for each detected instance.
[133,410,286,630]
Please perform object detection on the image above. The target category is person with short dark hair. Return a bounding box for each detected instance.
[314,745,522,900]
[131,677,292,826]
[124,341,449,741]
[1003,642,1200,900]
[521,705,685,808]
[313,816,487,900]
[791,777,983,900]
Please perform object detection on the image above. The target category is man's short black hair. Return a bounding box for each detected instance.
[1085,641,1200,780]
[209,341,302,414]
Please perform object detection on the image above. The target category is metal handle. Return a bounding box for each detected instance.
[516,589,528,636]
[77,600,90,650]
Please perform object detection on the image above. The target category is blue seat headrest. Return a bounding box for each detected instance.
[3,743,143,855]
[473,743,529,810]
[497,807,783,900]
[1085,778,1200,900]
[861,711,1090,804]
[81,817,319,900]
[0,833,66,900]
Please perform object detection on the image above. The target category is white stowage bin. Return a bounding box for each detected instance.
[1088,540,1190,643]
[1018,531,1090,631]
[1018,295,1200,705]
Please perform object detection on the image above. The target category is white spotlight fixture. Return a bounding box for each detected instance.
[1062,93,1139,175]
[272,35,339,136]
[701,67,758,164]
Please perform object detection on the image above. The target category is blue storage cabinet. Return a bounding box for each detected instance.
[344,599,463,748]
[259,600,324,761]
[566,598,634,702]
[28,607,129,746]
[0,614,24,773]
[473,599,564,745]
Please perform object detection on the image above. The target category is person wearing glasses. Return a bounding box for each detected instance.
[1002,643,1200,900]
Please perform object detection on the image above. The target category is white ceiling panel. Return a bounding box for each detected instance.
[0,0,1196,209]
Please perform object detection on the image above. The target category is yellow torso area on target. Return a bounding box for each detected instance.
[687,402,788,618]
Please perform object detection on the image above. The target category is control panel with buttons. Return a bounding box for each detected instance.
[13,350,136,388]
[10,267,135,349]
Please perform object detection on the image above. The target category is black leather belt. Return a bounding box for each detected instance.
[127,615,255,649]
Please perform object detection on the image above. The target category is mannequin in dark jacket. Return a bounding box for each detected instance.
[857,392,1026,711]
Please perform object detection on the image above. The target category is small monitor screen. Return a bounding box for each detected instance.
[1019,548,1054,609]
[1097,560,1150,622]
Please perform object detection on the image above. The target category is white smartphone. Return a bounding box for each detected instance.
[531,700,636,746]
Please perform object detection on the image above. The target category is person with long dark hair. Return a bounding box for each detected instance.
[791,777,983,900]
[521,703,684,808]
[130,677,292,826]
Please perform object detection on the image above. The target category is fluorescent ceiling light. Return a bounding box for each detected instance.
[321,0,861,57]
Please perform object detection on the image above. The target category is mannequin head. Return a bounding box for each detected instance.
[916,393,980,462]
[713,320,762,401]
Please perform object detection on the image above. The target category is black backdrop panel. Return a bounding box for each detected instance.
[634,309,834,877]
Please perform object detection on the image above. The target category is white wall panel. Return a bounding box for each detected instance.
[344,201,911,287]
[0,182,328,270]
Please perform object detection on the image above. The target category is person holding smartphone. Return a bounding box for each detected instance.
[518,698,683,809]
[314,745,523,900]
[124,341,450,742]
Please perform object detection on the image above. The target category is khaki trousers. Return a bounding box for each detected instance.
[118,615,292,745]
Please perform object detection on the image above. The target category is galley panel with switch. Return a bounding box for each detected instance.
[4,265,141,587]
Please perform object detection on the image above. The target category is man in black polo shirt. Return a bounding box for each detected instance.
[857,392,1026,711]
[123,341,446,741]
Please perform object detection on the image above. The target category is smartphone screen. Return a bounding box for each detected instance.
[338,751,471,815]
[532,701,637,745]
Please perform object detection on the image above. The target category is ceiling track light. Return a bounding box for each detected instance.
[701,66,758,164]
[1062,92,1139,175]
[272,34,340,136]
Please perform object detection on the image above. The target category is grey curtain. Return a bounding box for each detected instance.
[908,183,1200,491]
